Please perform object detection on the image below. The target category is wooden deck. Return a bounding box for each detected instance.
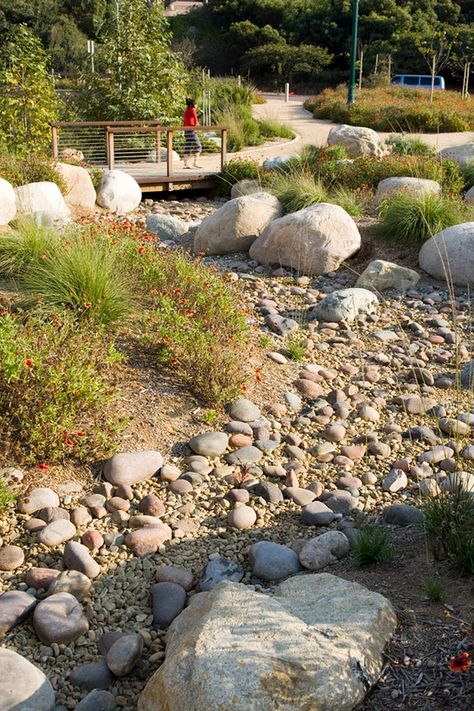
[112,156,221,192]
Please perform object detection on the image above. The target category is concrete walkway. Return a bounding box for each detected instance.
[241,92,473,162]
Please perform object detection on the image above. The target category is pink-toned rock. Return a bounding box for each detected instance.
[81,530,104,551]
[25,567,60,590]
[227,505,257,530]
[285,470,299,488]
[169,480,193,495]
[229,433,253,448]
[332,456,354,468]
[70,507,93,528]
[0,546,24,571]
[337,476,363,490]
[106,496,131,512]
[392,458,411,472]
[226,489,250,504]
[125,524,172,556]
[323,424,346,442]
[293,379,324,398]
[104,450,163,486]
[160,465,181,482]
[357,404,380,422]
[340,444,366,461]
[138,494,165,517]
[24,518,47,533]
[114,483,134,500]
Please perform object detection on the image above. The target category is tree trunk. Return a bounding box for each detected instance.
[430,55,436,103]
[358,48,364,90]
[374,53,379,75]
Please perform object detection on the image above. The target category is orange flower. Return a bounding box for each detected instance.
[448,652,471,672]
[37,463,49,471]
[83,302,91,309]
[64,438,74,446]
[75,431,85,437]
[138,246,146,254]
[24,358,34,368]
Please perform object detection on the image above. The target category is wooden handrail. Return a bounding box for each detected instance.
[105,124,226,134]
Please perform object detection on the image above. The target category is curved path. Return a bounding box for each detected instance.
[235,92,473,163]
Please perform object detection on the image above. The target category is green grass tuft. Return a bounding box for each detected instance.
[424,578,444,602]
[285,333,307,361]
[351,523,396,565]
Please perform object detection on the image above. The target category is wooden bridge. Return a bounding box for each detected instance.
[51,121,228,193]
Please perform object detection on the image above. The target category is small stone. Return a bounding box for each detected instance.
[357,404,379,422]
[160,464,181,482]
[382,504,423,526]
[368,442,391,458]
[81,530,104,551]
[0,545,24,571]
[17,487,59,515]
[200,556,244,591]
[151,582,187,628]
[25,567,61,590]
[155,565,194,591]
[301,501,338,526]
[33,592,88,644]
[138,494,165,517]
[70,507,93,528]
[252,481,283,503]
[382,469,408,493]
[419,478,441,496]
[37,506,70,523]
[249,541,300,581]
[98,631,128,655]
[226,446,262,466]
[70,660,116,690]
[227,505,257,529]
[323,424,346,442]
[340,445,366,460]
[284,487,316,506]
[293,378,324,399]
[125,524,172,556]
[336,476,362,490]
[361,472,378,485]
[38,519,76,547]
[284,391,302,411]
[418,446,454,464]
[47,570,92,601]
[228,398,261,422]
[268,352,287,364]
[64,541,101,579]
[226,488,250,504]
[439,417,470,437]
[324,490,359,514]
[0,590,37,638]
[106,633,144,676]
[106,496,130,512]
[440,471,474,493]
[75,689,116,711]
[168,479,193,495]
[24,518,47,533]
[299,531,350,570]
[0,648,55,711]
[103,450,163,486]
[189,431,228,457]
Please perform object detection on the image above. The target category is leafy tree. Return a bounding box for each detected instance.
[449,23,474,97]
[78,0,187,120]
[244,42,332,84]
[0,24,61,154]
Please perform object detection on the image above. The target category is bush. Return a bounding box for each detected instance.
[217,157,261,196]
[257,118,294,139]
[0,311,122,463]
[0,477,15,510]
[0,221,134,328]
[306,86,474,132]
[378,192,470,244]
[422,484,474,574]
[386,135,435,157]
[267,172,327,213]
[351,523,396,565]
[0,153,67,193]
[462,164,474,190]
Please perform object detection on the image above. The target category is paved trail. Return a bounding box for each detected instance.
[237,92,473,163]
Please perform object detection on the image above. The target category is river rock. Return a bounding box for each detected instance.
[125,524,172,556]
[194,192,282,255]
[328,124,385,157]
[104,450,163,486]
[200,556,244,591]
[38,519,76,547]
[227,398,261,422]
[33,592,89,644]
[137,573,396,711]
[299,531,350,570]
[356,259,420,293]
[47,570,92,601]
[96,169,141,213]
[382,469,408,492]
[382,504,423,526]
[0,648,55,711]
[106,633,143,676]
[64,541,101,579]
[70,660,116,690]
[0,545,24,571]
[151,583,187,628]
[25,567,61,590]
[227,505,257,529]
[249,541,300,581]
[189,431,228,457]
[155,565,193,591]
[419,223,474,286]
[75,689,117,711]
[18,487,60,515]
[301,501,338,526]
[0,590,37,637]
[249,203,361,275]
[312,288,378,323]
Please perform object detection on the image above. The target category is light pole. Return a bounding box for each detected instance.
[347,0,360,105]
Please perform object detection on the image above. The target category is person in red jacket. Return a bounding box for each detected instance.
[183,97,203,169]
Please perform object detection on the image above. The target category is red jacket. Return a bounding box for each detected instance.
[184,107,198,127]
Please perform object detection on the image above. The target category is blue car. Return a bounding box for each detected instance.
[391,74,446,90]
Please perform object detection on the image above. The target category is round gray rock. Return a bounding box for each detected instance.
[200,556,244,591]
[75,689,116,711]
[146,214,187,240]
[106,633,144,676]
[382,504,423,526]
[63,541,101,579]
[301,501,338,526]
[70,660,116,690]
[249,541,300,581]
[189,431,228,457]
[0,648,55,711]
[103,450,163,486]
[151,582,187,628]
[33,592,89,644]
[0,545,24,571]
[0,590,37,638]
[227,398,261,422]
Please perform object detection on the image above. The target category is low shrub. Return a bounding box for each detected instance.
[307,86,474,132]
[386,135,435,157]
[0,477,15,510]
[378,192,470,244]
[424,579,444,602]
[257,118,294,139]
[351,523,396,565]
[217,158,261,196]
[422,484,474,574]
[0,311,122,463]
[0,152,67,193]
[267,172,327,213]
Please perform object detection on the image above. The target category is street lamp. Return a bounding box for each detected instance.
[347,0,360,105]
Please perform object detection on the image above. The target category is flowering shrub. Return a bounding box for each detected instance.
[0,152,67,193]
[218,158,261,196]
[305,86,474,132]
[0,311,122,463]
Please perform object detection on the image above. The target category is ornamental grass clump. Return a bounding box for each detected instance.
[266,171,327,213]
[351,523,396,565]
[378,192,470,244]
[0,311,122,463]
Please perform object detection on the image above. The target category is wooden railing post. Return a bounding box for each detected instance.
[156,128,161,163]
[221,128,227,169]
[106,128,115,170]
[51,125,59,159]
[166,130,173,177]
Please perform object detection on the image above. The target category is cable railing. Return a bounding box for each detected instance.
[50,121,228,183]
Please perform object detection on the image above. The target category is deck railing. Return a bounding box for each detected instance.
[50,120,228,179]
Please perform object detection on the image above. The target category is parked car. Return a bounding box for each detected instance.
[391,74,446,90]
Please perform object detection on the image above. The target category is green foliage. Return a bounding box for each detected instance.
[351,523,396,565]
[424,578,444,602]
[257,118,294,139]
[386,135,435,157]
[285,333,307,361]
[0,477,15,510]
[267,172,327,213]
[0,220,134,327]
[378,192,470,244]
[0,311,122,463]
[77,0,187,120]
[422,483,474,574]
[0,25,61,155]
[218,157,260,196]
[462,164,474,190]
[243,42,332,84]
[329,186,365,217]
[0,152,66,192]
[202,409,218,425]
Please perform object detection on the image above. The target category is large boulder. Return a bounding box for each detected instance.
[230,179,261,199]
[356,259,420,292]
[312,287,379,323]
[146,147,181,164]
[146,214,188,241]
[327,124,384,158]
[465,185,474,204]
[374,177,441,206]
[0,177,16,225]
[54,162,96,212]
[437,142,474,167]
[0,648,55,711]
[138,574,397,711]
[96,169,141,213]
[193,192,282,255]
[419,222,474,285]
[249,203,360,275]
[14,181,70,222]
[263,154,299,171]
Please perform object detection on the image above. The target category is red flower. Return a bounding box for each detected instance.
[83,302,91,309]
[37,463,49,471]
[138,246,146,254]
[63,438,74,446]
[448,652,471,672]
[75,431,85,437]
[24,358,34,368]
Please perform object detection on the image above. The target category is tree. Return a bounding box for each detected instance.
[0,24,61,154]
[79,0,187,120]
[450,23,474,97]
[415,27,452,101]
[244,42,332,85]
